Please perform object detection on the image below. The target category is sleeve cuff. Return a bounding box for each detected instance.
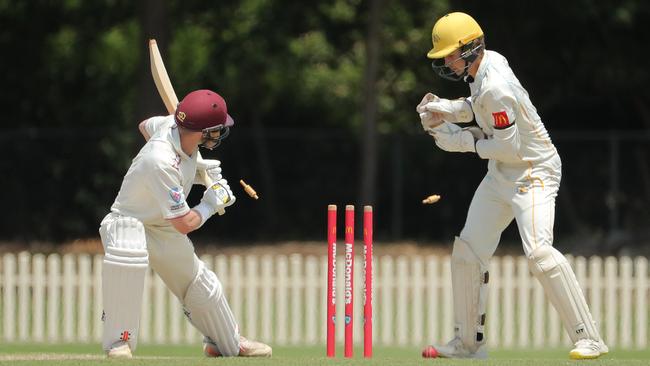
[192,202,213,228]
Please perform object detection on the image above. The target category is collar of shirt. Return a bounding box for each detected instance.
[169,124,193,160]
[469,50,491,94]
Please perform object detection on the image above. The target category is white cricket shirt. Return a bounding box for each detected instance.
[470,50,560,183]
[110,116,198,227]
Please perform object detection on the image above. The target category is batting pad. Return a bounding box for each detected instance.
[451,237,489,352]
[528,245,601,343]
[100,215,148,351]
[183,262,240,356]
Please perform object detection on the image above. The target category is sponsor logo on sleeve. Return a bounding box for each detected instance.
[169,187,183,203]
[168,187,187,212]
[491,110,510,129]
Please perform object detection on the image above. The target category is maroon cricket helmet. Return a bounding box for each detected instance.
[174,89,235,131]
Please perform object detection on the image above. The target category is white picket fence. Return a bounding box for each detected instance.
[0,252,648,349]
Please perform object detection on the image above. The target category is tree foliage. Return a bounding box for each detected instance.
[1,1,648,248]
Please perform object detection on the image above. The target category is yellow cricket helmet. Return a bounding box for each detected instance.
[427,12,483,59]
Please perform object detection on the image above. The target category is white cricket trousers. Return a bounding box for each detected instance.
[459,157,562,261]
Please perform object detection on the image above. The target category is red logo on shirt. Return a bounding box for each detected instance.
[492,111,510,128]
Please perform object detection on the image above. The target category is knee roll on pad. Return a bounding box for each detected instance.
[183,262,240,356]
[102,215,148,266]
[101,215,147,250]
[100,216,148,351]
[528,245,601,343]
[451,237,489,352]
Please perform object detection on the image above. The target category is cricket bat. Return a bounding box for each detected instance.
[149,39,179,114]
[149,39,226,214]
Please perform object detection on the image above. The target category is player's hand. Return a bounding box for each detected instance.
[429,123,476,153]
[420,111,445,132]
[196,159,222,184]
[201,179,236,216]
[417,93,444,132]
[416,93,439,113]
[424,97,474,123]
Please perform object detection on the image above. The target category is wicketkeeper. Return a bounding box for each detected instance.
[418,12,607,359]
[99,89,271,358]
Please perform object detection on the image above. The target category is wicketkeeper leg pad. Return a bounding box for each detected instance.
[451,237,489,353]
[100,215,148,352]
[528,245,601,343]
[183,261,240,356]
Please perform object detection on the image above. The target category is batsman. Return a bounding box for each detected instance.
[418,12,607,359]
[99,89,271,358]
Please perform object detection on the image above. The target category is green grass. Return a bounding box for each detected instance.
[0,344,649,365]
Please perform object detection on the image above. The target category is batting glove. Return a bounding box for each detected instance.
[201,179,236,215]
[195,158,222,185]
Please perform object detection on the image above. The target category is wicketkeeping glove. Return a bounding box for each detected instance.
[420,111,444,133]
[416,93,438,113]
[430,122,477,153]
[417,93,444,132]
[423,97,474,123]
[463,126,486,141]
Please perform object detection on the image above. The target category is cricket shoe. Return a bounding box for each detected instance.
[106,340,132,359]
[569,339,608,359]
[203,336,272,357]
[600,340,609,354]
[430,337,487,359]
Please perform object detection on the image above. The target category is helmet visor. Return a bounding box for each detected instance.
[200,125,230,150]
[431,56,466,81]
[431,40,483,82]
